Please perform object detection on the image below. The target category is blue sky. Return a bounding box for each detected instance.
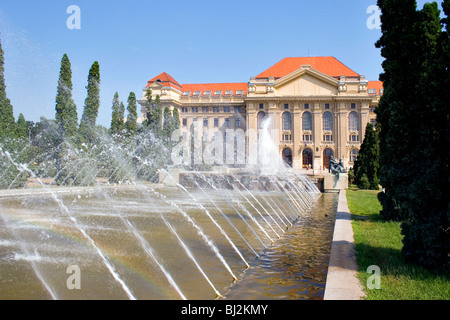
[0,0,439,127]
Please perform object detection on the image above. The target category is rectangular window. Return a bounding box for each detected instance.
[259,103,264,109]
[182,118,187,126]
[202,107,209,113]
[193,91,201,96]
[351,103,356,109]
[224,106,231,113]
[235,107,242,113]
[192,107,198,113]
[225,118,230,127]
[325,103,330,109]
[284,103,289,109]
[235,118,241,127]
[203,118,208,127]
[368,89,377,94]
[183,91,191,96]
[304,103,309,109]
[203,91,211,96]
[225,90,233,95]
[303,134,312,141]
[214,118,219,127]
[236,90,244,95]
[214,90,222,96]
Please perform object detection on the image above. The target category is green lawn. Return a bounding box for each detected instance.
[347,187,450,300]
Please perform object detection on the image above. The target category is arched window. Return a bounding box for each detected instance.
[323,111,333,131]
[282,148,293,167]
[257,111,267,130]
[349,111,359,131]
[282,112,292,131]
[302,111,312,131]
[302,148,313,169]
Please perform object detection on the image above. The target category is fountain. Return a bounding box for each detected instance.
[0,119,337,300]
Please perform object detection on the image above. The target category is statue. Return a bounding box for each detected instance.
[329,156,347,174]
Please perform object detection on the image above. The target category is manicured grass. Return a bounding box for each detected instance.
[347,187,450,300]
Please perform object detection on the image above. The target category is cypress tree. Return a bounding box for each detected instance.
[125,92,137,135]
[375,0,420,221]
[0,36,16,139]
[399,1,449,271]
[79,61,100,143]
[376,0,449,271]
[172,107,180,130]
[16,113,27,139]
[354,122,379,190]
[110,92,122,135]
[147,94,162,134]
[162,107,173,139]
[55,54,78,139]
[145,88,152,126]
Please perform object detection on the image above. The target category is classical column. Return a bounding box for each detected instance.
[246,108,257,166]
[337,102,348,167]
[313,102,322,170]
[292,104,301,169]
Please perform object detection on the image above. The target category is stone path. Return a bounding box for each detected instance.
[324,190,366,300]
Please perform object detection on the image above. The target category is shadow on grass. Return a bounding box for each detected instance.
[354,242,450,283]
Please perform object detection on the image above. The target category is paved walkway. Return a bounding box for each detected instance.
[324,190,366,300]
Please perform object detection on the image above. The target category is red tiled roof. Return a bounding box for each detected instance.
[367,81,383,92]
[256,56,360,79]
[146,72,182,89]
[181,83,248,96]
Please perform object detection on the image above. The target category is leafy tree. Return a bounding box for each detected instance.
[125,92,137,135]
[354,122,379,190]
[55,54,78,140]
[79,61,100,143]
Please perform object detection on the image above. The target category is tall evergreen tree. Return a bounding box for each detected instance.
[172,107,180,131]
[376,0,449,271]
[145,88,152,126]
[147,94,162,134]
[162,107,173,139]
[16,113,27,139]
[55,54,78,139]
[0,36,16,139]
[354,123,379,190]
[399,1,449,271]
[125,92,137,135]
[79,61,100,143]
[110,92,122,135]
[375,0,420,221]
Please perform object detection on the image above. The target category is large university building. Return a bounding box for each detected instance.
[138,56,382,171]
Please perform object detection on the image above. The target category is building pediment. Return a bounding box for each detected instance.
[274,67,339,96]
